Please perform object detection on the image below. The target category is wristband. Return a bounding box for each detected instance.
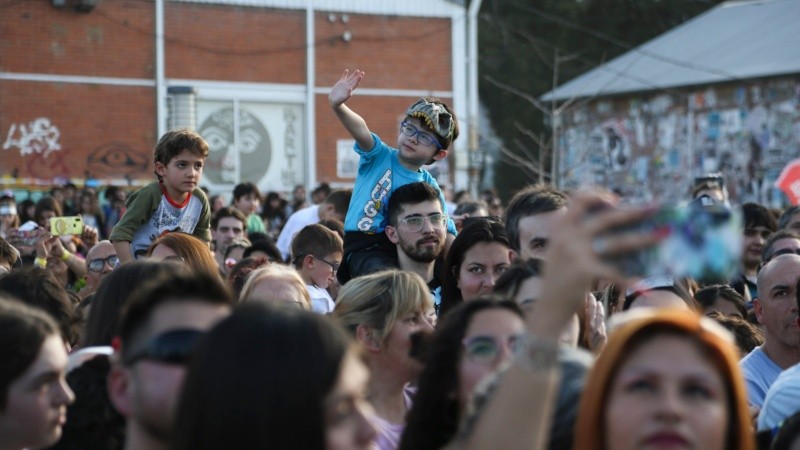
[513,333,559,372]
[34,257,47,268]
[61,250,71,261]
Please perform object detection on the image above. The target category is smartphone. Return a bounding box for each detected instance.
[50,216,84,236]
[603,201,742,281]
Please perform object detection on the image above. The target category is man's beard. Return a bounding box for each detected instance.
[400,236,443,263]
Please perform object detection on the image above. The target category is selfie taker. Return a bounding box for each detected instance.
[593,196,742,283]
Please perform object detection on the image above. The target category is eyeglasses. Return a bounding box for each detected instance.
[400,122,442,149]
[123,328,205,366]
[399,213,448,233]
[462,334,522,366]
[316,256,340,274]
[88,255,119,272]
[294,254,340,274]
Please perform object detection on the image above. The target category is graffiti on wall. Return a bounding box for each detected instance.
[86,143,150,178]
[559,79,800,205]
[3,118,61,158]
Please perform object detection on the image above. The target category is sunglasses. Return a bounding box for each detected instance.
[462,334,522,366]
[88,255,119,272]
[123,328,205,366]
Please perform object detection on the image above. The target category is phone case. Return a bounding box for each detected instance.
[50,216,84,236]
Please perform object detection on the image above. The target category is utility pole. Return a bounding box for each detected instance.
[549,49,579,188]
[550,48,559,188]
[467,0,483,199]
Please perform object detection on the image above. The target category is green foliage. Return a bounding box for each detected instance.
[478,0,724,200]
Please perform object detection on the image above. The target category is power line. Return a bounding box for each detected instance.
[481,14,693,102]
[502,0,745,83]
[93,7,455,57]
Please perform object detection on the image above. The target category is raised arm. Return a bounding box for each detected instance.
[329,69,374,151]
[459,191,661,450]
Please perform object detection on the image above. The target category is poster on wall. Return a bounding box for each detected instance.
[196,100,305,194]
[337,139,358,179]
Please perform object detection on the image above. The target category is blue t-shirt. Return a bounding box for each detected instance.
[740,345,783,407]
[344,133,456,236]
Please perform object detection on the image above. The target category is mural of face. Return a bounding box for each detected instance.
[198,107,271,185]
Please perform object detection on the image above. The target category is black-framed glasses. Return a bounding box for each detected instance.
[294,254,340,274]
[316,256,340,274]
[123,328,205,366]
[462,334,522,366]
[88,255,120,273]
[399,213,448,233]
[400,122,442,149]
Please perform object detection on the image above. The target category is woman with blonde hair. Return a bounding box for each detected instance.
[145,232,220,280]
[333,270,434,450]
[573,310,755,450]
[238,264,311,310]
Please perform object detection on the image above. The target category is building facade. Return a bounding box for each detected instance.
[1,0,468,196]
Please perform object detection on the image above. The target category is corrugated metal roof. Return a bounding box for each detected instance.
[542,0,800,101]
[169,0,464,18]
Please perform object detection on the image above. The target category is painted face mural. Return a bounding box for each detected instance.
[198,107,271,185]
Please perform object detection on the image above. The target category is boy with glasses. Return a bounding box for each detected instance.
[329,69,459,283]
[291,224,343,314]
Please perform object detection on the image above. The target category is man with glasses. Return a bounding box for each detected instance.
[108,269,233,450]
[78,240,118,299]
[385,182,448,315]
[329,70,459,284]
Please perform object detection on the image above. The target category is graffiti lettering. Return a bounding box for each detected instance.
[3,118,61,158]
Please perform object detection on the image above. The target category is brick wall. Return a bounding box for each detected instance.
[165,3,306,83]
[0,0,454,188]
[1,0,155,78]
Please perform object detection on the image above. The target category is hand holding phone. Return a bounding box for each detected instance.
[50,216,84,236]
[598,200,742,281]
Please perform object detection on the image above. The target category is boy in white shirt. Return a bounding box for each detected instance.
[291,224,343,314]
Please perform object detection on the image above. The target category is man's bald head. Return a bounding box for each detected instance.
[757,253,800,295]
[85,240,117,292]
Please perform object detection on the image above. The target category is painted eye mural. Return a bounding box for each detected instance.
[86,143,149,178]
[198,107,271,185]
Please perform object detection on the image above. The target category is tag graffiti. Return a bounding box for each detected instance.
[3,118,61,158]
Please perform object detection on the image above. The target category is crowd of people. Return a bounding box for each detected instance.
[0,70,799,450]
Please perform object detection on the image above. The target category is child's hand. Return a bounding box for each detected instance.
[329,69,365,108]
